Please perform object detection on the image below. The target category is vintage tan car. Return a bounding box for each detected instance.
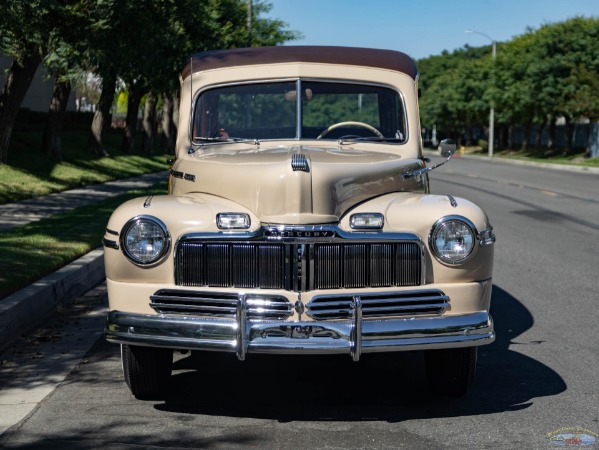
[104,46,495,399]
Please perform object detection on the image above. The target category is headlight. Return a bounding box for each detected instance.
[429,216,477,265]
[121,216,170,266]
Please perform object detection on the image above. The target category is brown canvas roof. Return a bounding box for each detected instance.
[181,46,418,80]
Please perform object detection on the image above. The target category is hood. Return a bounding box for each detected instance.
[173,145,426,224]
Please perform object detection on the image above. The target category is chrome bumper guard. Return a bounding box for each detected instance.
[106,298,494,361]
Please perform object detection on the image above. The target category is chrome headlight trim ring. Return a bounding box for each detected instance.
[429,215,478,266]
[120,215,171,267]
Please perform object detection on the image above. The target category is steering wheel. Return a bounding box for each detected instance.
[317,121,384,139]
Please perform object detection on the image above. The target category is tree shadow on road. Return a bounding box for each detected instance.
[156,285,566,422]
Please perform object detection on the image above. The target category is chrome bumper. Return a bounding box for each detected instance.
[105,304,494,361]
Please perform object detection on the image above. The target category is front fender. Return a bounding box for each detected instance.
[339,192,494,283]
[103,193,260,283]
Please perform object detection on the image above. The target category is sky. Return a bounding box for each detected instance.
[267,0,599,60]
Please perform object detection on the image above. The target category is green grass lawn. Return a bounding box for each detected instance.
[0,129,170,205]
[460,145,599,168]
[0,182,168,299]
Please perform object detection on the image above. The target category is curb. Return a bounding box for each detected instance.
[424,149,599,175]
[0,249,105,353]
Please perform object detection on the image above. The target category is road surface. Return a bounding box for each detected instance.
[1,156,597,449]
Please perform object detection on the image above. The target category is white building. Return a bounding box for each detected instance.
[0,56,76,112]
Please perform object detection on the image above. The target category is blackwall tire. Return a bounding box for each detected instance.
[121,344,173,399]
[425,347,477,397]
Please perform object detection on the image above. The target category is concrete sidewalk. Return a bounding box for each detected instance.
[0,170,169,352]
[0,170,169,231]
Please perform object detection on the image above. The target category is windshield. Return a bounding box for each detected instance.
[192,80,407,143]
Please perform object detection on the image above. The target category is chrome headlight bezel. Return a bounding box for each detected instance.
[120,215,170,267]
[429,215,478,265]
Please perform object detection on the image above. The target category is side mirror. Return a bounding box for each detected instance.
[402,138,456,180]
[438,139,456,159]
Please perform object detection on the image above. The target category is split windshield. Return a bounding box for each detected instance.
[193,80,407,143]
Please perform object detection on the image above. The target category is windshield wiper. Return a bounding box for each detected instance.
[193,136,224,142]
[192,136,261,147]
[337,136,404,144]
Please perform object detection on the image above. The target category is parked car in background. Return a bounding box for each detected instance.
[103,46,496,399]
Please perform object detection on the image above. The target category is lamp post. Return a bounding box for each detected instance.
[465,30,496,158]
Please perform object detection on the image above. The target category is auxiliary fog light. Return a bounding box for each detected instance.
[350,213,384,230]
[217,213,251,229]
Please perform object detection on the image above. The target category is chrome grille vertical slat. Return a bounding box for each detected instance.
[232,244,256,288]
[258,245,282,289]
[207,244,229,287]
[344,244,368,288]
[395,242,420,286]
[370,243,394,287]
[315,244,341,289]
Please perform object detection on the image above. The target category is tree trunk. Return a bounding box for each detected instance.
[506,125,513,149]
[564,116,574,153]
[172,94,179,131]
[122,84,143,153]
[546,116,556,150]
[534,124,543,148]
[141,92,156,153]
[521,123,531,151]
[42,79,71,161]
[87,73,116,157]
[161,92,176,154]
[0,53,42,163]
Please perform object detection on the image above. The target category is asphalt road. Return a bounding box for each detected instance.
[1,156,598,449]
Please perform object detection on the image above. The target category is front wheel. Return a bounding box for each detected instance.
[425,347,477,397]
[121,344,172,399]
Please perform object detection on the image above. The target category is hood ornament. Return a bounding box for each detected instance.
[291,153,310,172]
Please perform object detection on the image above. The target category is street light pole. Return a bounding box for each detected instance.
[465,30,496,158]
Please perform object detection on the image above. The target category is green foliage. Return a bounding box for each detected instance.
[418,17,599,147]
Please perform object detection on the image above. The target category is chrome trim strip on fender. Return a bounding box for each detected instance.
[447,194,458,207]
[102,238,119,250]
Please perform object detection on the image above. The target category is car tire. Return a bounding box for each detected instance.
[425,347,477,397]
[121,344,172,399]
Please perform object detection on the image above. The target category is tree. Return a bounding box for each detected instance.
[41,2,93,160]
[418,17,599,154]
[0,1,50,163]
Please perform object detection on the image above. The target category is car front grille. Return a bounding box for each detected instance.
[150,290,293,320]
[175,239,422,292]
[306,290,449,320]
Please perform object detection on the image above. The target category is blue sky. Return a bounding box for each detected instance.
[268,0,599,60]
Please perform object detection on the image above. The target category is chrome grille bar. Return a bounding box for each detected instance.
[306,290,449,320]
[175,231,423,292]
[150,290,293,320]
